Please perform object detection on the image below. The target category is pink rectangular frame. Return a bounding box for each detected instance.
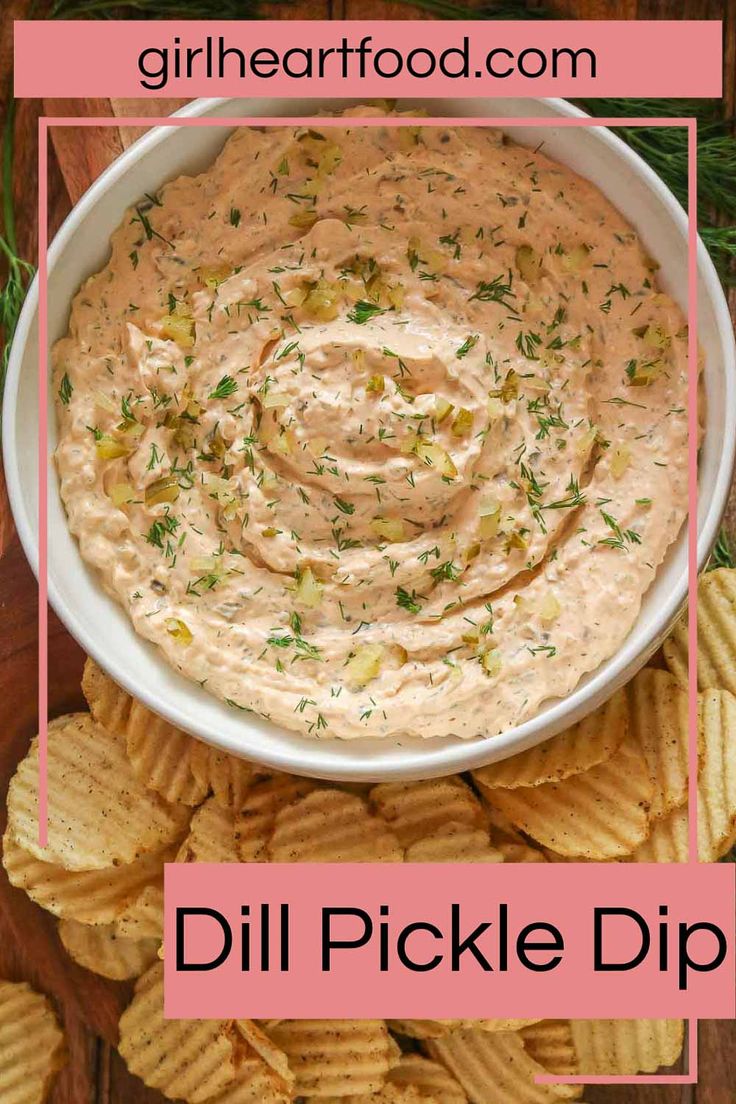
[37,112,700,1085]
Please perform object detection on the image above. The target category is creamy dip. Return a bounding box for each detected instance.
[53,112,690,741]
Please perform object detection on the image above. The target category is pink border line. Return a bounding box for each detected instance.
[37,113,700,1083]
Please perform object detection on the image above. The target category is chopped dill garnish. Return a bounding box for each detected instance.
[209,375,239,400]
[347,300,387,325]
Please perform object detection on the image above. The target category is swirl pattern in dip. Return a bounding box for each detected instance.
[53,114,690,741]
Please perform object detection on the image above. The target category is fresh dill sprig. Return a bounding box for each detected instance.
[0,96,35,416]
[51,0,264,15]
[708,528,735,571]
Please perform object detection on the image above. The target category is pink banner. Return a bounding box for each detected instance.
[163,862,735,1019]
[15,19,722,99]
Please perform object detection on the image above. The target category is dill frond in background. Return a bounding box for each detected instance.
[709,530,735,572]
[0,97,34,406]
[49,0,267,15]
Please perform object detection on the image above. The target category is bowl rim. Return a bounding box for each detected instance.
[3,95,735,780]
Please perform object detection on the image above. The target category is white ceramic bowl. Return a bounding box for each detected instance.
[4,97,735,781]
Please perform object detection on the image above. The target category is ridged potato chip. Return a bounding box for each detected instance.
[498,843,547,863]
[2,831,171,924]
[190,741,261,810]
[520,1021,578,1077]
[630,804,689,863]
[388,1053,467,1102]
[0,980,66,1104]
[235,1020,294,1092]
[625,668,690,820]
[83,658,207,806]
[389,1020,540,1040]
[311,1088,430,1104]
[404,823,503,863]
[570,1019,684,1075]
[177,797,240,863]
[236,776,318,861]
[472,692,626,791]
[203,1056,291,1103]
[264,1019,399,1097]
[427,1026,581,1102]
[370,779,484,848]
[698,689,736,860]
[479,733,652,859]
[81,656,132,731]
[268,790,403,863]
[7,714,190,870]
[664,567,736,695]
[118,961,236,1102]
[115,884,165,940]
[58,918,158,980]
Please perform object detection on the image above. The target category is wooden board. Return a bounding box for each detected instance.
[1,1,735,1099]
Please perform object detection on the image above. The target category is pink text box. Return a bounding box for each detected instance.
[164,862,735,1019]
[15,20,722,99]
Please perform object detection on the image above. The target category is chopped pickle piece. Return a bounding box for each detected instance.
[610,444,632,479]
[262,390,290,409]
[522,375,550,394]
[95,435,130,461]
[294,566,323,608]
[489,370,519,404]
[145,475,180,507]
[284,286,307,307]
[539,592,561,624]
[384,643,408,667]
[190,555,220,573]
[204,473,238,500]
[370,517,405,543]
[434,397,454,423]
[200,264,231,289]
[480,648,502,677]
[109,483,135,507]
[345,643,384,689]
[318,142,342,175]
[270,430,295,456]
[118,421,145,439]
[464,542,481,562]
[414,440,458,478]
[159,312,195,349]
[478,498,501,540]
[262,527,279,538]
[166,618,193,645]
[303,279,341,321]
[515,244,539,283]
[576,424,598,455]
[260,468,280,492]
[366,374,385,394]
[222,498,243,522]
[92,389,118,414]
[451,407,473,437]
[288,209,319,231]
[561,243,591,273]
[628,360,664,387]
[386,283,405,310]
[638,323,671,352]
[487,396,504,420]
[398,125,422,150]
[506,529,529,552]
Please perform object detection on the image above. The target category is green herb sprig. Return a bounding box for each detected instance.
[0,97,35,409]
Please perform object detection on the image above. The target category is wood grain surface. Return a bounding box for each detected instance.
[1,1,735,1101]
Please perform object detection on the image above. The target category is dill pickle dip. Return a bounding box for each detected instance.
[53,109,690,741]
